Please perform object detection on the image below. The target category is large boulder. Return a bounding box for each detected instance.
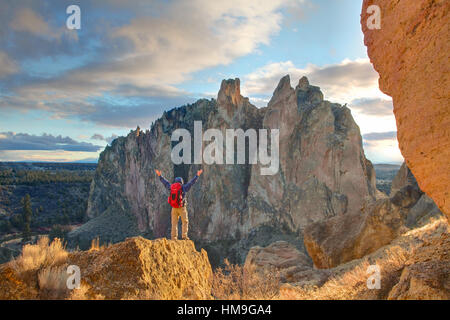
[304,162,443,269]
[303,198,407,269]
[361,0,450,217]
[281,218,449,300]
[244,241,329,287]
[244,241,312,272]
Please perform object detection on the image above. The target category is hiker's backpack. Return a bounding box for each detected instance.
[168,182,183,208]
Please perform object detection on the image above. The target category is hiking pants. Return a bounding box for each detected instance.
[171,206,188,240]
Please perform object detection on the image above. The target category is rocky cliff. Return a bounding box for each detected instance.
[70,76,377,264]
[361,0,450,217]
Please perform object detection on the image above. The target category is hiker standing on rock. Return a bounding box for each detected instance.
[155,169,203,240]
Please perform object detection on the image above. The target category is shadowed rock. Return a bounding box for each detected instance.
[304,162,443,269]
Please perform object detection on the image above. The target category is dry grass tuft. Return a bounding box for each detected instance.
[89,237,111,252]
[89,237,101,251]
[282,245,410,300]
[38,266,70,299]
[10,237,68,274]
[212,259,280,300]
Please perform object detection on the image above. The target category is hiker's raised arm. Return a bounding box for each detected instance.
[183,170,202,192]
[155,170,171,191]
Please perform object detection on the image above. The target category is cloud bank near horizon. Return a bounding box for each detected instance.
[0,132,102,152]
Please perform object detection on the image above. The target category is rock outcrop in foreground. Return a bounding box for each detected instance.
[388,232,450,299]
[361,0,450,217]
[68,237,212,299]
[0,237,212,300]
[280,217,449,300]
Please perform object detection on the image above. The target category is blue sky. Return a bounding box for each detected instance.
[0,0,403,164]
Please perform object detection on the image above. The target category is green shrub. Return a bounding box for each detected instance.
[0,220,12,233]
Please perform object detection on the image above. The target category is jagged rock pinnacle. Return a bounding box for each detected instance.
[217,78,245,119]
[217,78,242,106]
[297,76,310,90]
[274,75,292,93]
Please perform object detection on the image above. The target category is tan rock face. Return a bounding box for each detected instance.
[217,78,244,119]
[388,232,450,300]
[361,0,450,217]
[244,241,329,287]
[69,237,212,299]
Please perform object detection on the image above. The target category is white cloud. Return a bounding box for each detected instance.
[242,58,390,104]
[0,132,102,152]
[241,58,398,133]
[349,98,393,116]
[101,0,306,87]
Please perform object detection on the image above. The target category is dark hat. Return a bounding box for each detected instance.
[174,177,184,184]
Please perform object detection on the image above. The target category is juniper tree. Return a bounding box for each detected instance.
[21,194,32,241]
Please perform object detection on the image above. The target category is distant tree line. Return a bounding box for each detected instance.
[0,169,94,185]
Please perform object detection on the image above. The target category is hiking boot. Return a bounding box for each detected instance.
[182,236,190,240]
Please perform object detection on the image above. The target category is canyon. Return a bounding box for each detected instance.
[69,75,377,265]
